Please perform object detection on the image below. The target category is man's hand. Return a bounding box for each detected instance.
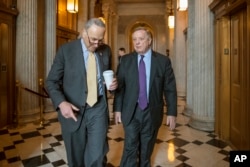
[109,78,118,91]
[166,116,176,130]
[114,112,122,125]
[58,101,79,122]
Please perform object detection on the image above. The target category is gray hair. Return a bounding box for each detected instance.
[132,26,152,39]
[84,18,106,30]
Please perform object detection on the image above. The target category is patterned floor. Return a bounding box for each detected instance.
[0,98,232,167]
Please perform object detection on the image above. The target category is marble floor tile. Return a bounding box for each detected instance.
[0,99,232,167]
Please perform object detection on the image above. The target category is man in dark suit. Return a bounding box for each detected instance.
[46,18,117,167]
[118,47,126,63]
[113,27,177,167]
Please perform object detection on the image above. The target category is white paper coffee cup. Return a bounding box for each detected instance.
[103,70,114,90]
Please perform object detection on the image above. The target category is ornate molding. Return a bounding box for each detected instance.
[209,0,247,19]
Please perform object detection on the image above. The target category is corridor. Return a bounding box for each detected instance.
[0,98,231,167]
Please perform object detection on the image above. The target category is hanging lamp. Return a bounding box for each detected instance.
[67,0,78,13]
[168,0,174,28]
[177,0,188,11]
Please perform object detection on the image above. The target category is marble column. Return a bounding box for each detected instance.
[16,0,39,122]
[185,0,215,131]
[44,0,57,112]
[183,0,194,117]
[174,9,187,98]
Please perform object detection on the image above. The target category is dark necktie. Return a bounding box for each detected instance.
[138,55,148,110]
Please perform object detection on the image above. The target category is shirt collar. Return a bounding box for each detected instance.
[138,48,152,59]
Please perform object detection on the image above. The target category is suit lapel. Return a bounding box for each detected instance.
[75,40,87,86]
[81,51,87,81]
[131,53,139,93]
[149,51,157,92]
[96,51,103,74]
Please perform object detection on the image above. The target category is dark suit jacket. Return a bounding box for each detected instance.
[46,39,112,132]
[113,50,177,128]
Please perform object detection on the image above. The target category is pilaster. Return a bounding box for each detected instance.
[183,0,194,116]
[174,8,187,98]
[44,0,57,112]
[186,0,215,131]
[16,0,39,122]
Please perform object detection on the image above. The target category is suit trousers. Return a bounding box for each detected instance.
[120,105,159,167]
[61,96,109,167]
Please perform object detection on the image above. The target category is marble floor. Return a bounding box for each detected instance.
[0,98,232,167]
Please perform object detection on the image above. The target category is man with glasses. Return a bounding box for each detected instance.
[46,18,117,167]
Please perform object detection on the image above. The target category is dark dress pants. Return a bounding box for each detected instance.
[62,97,109,167]
[120,105,159,167]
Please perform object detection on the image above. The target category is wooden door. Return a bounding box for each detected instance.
[230,9,248,150]
[0,22,9,128]
[0,8,17,129]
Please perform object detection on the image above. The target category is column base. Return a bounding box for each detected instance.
[44,99,55,112]
[18,108,40,124]
[183,105,192,117]
[188,116,214,132]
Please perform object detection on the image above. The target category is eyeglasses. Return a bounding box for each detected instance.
[86,31,104,45]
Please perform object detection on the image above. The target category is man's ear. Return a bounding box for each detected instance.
[149,38,152,45]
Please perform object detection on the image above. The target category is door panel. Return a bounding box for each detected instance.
[0,9,17,129]
[230,10,247,150]
[0,22,9,128]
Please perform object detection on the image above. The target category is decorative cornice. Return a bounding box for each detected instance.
[0,6,18,16]
[209,0,247,19]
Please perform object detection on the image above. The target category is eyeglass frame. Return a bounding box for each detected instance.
[86,30,104,45]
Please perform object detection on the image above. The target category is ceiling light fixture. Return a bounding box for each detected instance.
[177,0,188,11]
[67,0,78,13]
[168,0,175,28]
